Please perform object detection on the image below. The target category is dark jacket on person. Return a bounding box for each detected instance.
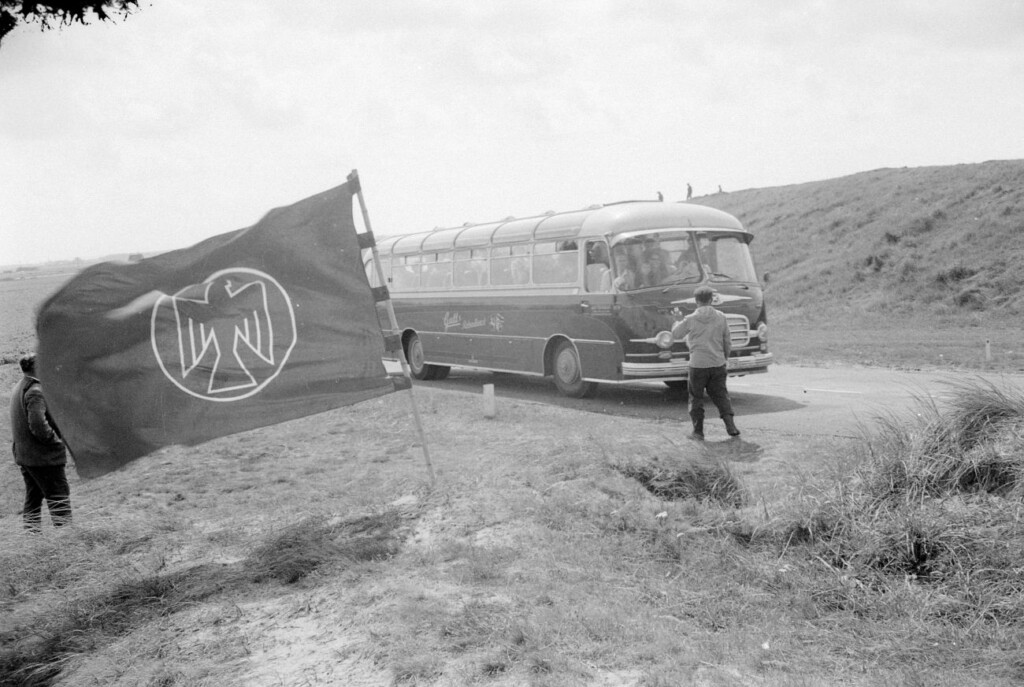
[10,375,67,467]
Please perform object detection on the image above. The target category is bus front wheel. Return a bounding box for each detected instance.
[552,341,596,398]
[406,333,449,381]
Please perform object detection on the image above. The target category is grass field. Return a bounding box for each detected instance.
[2,163,1024,685]
[0,270,70,363]
[2,366,1023,686]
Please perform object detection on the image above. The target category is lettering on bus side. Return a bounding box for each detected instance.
[443,311,505,333]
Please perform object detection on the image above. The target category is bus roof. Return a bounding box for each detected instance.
[376,201,746,256]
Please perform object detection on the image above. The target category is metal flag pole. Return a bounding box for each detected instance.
[347,169,436,487]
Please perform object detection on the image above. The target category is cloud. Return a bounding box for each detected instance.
[1,0,1022,264]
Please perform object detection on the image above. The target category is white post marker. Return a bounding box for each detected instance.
[483,384,497,418]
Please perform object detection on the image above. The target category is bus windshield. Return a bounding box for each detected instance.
[609,231,756,291]
[696,232,758,283]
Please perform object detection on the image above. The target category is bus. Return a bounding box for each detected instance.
[366,200,772,397]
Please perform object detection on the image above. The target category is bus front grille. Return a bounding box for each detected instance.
[727,315,751,347]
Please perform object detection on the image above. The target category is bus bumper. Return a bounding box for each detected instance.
[621,352,774,379]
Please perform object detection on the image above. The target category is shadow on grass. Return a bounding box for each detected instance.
[699,437,764,463]
[0,510,411,687]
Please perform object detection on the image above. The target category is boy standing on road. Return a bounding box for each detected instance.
[671,287,741,440]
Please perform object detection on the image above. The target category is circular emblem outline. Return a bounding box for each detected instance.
[150,267,297,402]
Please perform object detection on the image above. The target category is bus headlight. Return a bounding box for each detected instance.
[655,330,674,349]
[757,323,768,341]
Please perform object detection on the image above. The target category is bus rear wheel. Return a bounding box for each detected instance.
[406,333,450,381]
[552,341,596,398]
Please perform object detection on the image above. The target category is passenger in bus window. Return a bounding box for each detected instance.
[585,242,610,291]
[555,251,579,283]
[670,248,701,281]
[640,251,670,286]
[627,243,644,267]
[642,237,670,265]
[510,256,530,285]
[605,249,636,291]
[472,261,488,286]
[638,259,654,287]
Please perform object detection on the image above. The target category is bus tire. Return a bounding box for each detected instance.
[406,333,438,381]
[552,340,596,398]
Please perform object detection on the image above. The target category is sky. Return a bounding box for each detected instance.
[2,0,1023,266]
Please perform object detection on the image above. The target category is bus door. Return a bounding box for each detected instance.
[576,239,621,379]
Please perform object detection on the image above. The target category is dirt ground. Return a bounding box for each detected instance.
[2,354,860,686]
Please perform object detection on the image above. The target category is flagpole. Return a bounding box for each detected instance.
[347,170,436,487]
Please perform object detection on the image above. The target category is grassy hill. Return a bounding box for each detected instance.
[694,159,1024,322]
[2,161,1021,371]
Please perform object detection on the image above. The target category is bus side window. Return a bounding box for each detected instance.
[491,246,512,285]
[454,248,488,287]
[474,249,489,285]
[420,253,450,289]
[391,256,420,290]
[585,240,610,292]
[512,245,531,284]
[492,245,531,286]
[510,256,530,284]
[533,241,578,284]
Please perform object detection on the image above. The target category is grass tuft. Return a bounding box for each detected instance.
[614,458,745,507]
[759,377,1024,629]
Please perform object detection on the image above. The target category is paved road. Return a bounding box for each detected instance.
[393,362,1024,442]
[387,363,1024,486]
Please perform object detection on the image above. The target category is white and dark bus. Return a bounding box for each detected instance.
[366,200,772,397]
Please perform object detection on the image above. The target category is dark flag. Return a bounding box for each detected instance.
[36,181,402,478]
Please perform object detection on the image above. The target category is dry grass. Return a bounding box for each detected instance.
[613,456,745,507]
[750,378,1024,663]
[2,376,1024,685]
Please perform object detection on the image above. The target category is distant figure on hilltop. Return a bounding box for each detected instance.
[657,191,664,201]
[686,183,693,200]
[718,185,724,194]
